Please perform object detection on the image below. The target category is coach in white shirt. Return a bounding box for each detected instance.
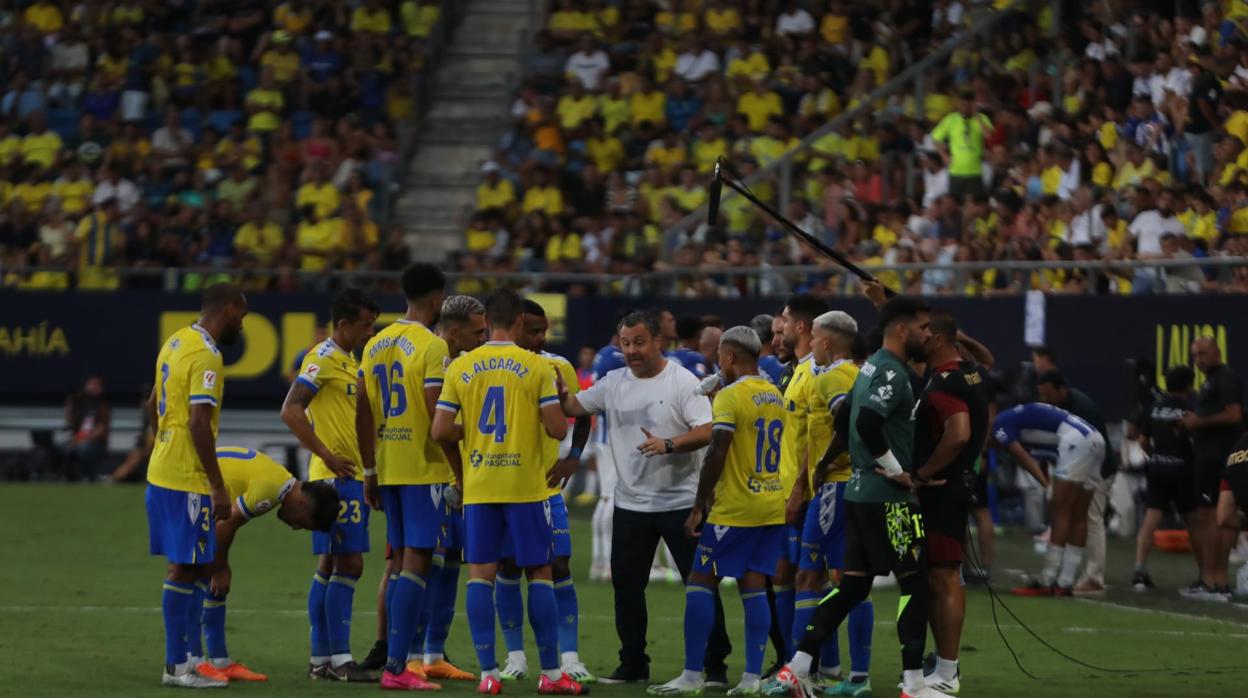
[558,310,731,685]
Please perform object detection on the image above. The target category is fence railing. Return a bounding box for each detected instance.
[660,0,1041,245]
[5,256,1244,297]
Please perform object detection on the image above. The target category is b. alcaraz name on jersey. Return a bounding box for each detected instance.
[846,348,916,504]
[806,359,859,486]
[709,375,787,527]
[298,339,364,481]
[436,341,559,505]
[541,350,581,496]
[149,323,225,495]
[360,319,452,485]
[914,360,991,497]
[216,446,297,520]
[780,353,815,497]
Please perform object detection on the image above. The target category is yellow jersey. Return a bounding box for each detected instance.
[149,324,225,494]
[805,360,859,487]
[436,342,559,505]
[707,375,787,527]
[780,354,814,497]
[296,339,363,481]
[360,320,452,486]
[217,447,296,520]
[540,351,580,496]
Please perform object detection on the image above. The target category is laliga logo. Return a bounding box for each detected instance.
[469,450,484,469]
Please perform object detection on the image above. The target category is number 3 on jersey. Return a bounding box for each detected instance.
[753,418,782,473]
[479,386,507,443]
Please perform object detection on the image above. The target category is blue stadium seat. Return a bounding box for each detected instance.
[237,65,258,94]
[207,110,243,133]
[47,109,79,139]
[180,108,203,140]
[292,111,314,140]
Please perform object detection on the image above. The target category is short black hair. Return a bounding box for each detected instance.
[1032,345,1058,363]
[401,263,446,301]
[1036,369,1068,390]
[331,288,379,325]
[1165,365,1195,392]
[202,283,245,313]
[877,296,931,330]
[302,480,341,533]
[618,310,661,338]
[851,332,869,363]
[676,315,704,341]
[485,289,525,329]
[929,310,958,339]
[784,293,829,327]
[522,298,546,317]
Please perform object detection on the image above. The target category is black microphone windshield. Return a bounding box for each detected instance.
[707,161,723,226]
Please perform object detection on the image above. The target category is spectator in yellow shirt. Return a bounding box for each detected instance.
[351,0,393,35]
[629,79,667,129]
[476,161,517,212]
[337,201,379,267]
[585,119,625,173]
[544,219,582,268]
[23,0,63,34]
[464,211,497,254]
[245,70,285,133]
[296,163,341,219]
[0,122,21,165]
[668,167,708,211]
[556,79,598,130]
[53,160,95,215]
[736,80,782,132]
[691,122,728,174]
[547,0,595,42]
[20,114,63,170]
[400,0,440,39]
[235,203,286,264]
[12,171,52,214]
[644,131,687,172]
[821,1,850,44]
[521,168,565,216]
[274,0,315,36]
[725,41,771,83]
[295,205,339,270]
[260,31,301,84]
[703,0,743,37]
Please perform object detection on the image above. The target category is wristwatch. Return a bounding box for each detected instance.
[664,438,675,454]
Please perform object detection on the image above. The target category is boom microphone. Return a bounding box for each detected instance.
[707,160,723,226]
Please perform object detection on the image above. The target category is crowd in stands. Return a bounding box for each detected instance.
[453,0,1248,297]
[0,0,444,291]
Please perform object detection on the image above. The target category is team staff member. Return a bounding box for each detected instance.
[1217,433,1248,531]
[1132,366,1199,591]
[793,311,873,697]
[356,263,451,691]
[145,283,246,689]
[911,312,991,695]
[1184,337,1244,600]
[776,293,829,662]
[556,311,730,687]
[187,447,340,683]
[281,288,379,682]
[431,290,585,696]
[495,300,595,683]
[648,327,787,697]
[777,298,948,698]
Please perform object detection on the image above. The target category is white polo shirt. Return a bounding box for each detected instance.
[576,359,712,512]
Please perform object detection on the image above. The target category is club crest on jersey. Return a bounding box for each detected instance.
[202,370,217,390]
[469,450,484,468]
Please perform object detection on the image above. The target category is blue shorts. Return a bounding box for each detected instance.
[382,484,450,551]
[465,500,552,568]
[780,524,802,564]
[799,482,848,571]
[693,523,785,579]
[146,484,216,565]
[444,506,465,552]
[312,478,371,555]
[502,493,572,560]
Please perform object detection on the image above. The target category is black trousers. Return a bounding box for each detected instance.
[611,505,732,671]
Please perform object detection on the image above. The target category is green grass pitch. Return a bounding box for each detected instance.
[2,484,1247,697]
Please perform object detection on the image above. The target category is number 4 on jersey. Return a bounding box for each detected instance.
[479,386,508,443]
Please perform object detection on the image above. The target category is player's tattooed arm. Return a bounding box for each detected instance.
[281,380,354,478]
[687,428,733,538]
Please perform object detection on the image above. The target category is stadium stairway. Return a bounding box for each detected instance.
[399,0,535,262]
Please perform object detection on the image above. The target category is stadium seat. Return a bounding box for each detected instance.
[47,109,79,140]
[207,110,243,133]
[292,111,314,140]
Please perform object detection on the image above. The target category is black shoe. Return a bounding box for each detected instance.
[704,669,729,689]
[326,660,378,682]
[359,640,387,671]
[598,663,649,684]
[1131,570,1154,591]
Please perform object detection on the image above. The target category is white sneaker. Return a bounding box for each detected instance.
[499,656,528,681]
[727,677,762,696]
[562,661,597,683]
[161,668,228,688]
[923,670,960,694]
[647,675,704,696]
[902,685,956,698]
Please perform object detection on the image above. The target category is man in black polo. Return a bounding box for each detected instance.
[1184,337,1244,601]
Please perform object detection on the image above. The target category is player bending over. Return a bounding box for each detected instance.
[495,299,596,683]
[186,447,339,682]
[995,403,1105,596]
[431,290,587,696]
[281,288,379,682]
[145,283,246,689]
[648,326,787,697]
[776,297,950,698]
